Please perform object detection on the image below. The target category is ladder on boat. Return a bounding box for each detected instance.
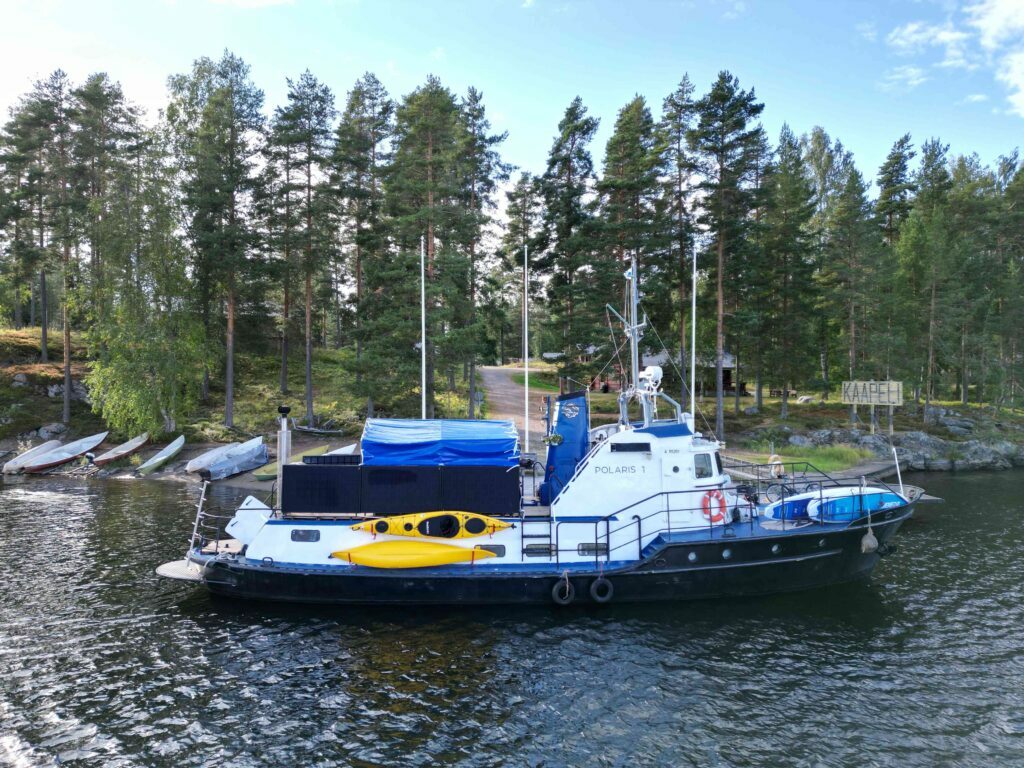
[521,506,554,559]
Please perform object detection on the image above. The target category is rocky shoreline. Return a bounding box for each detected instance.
[785,425,1024,473]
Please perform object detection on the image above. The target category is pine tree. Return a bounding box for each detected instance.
[331,73,393,415]
[386,76,471,416]
[273,71,334,425]
[459,87,509,416]
[762,125,818,419]
[659,75,699,406]
[167,51,264,428]
[538,97,599,382]
[690,72,764,438]
[876,134,916,248]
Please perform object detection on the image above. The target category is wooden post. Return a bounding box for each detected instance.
[870,404,875,435]
[888,405,894,436]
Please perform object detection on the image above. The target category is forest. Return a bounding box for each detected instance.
[1,50,1022,440]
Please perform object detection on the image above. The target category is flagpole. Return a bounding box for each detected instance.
[523,244,529,454]
[420,235,427,420]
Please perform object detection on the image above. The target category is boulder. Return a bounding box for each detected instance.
[743,406,759,416]
[856,434,891,456]
[946,425,971,437]
[788,434,812,447]
[11,373,28,388]
[38,422,68,440]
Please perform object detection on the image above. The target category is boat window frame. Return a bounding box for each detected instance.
[694,453,714,479]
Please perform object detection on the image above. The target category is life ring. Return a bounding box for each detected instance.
[589,577,614,604]
[768,454,785,479]
[701,489,728,524]
[551,578,575,606]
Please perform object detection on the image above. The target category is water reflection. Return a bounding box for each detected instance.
[0,472,1022,766]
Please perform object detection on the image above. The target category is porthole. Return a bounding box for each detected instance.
[818,538,826,548]
[722,548,732,560]
[771,544,781,555]
[290,529,321,543]
[687,551,698,563]
[655,558,668,567]
[672,465,680,473]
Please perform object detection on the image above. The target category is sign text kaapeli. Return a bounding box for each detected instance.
[840,381,903,406]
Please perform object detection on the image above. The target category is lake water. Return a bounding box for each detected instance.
[0,471,1022,767]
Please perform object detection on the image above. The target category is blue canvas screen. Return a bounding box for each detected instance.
[361,419,520,467]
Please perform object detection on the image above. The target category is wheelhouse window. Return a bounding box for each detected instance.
[715,452,724,475]
[695,454,714,479]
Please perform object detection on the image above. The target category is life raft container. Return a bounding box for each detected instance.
[701,489,728,524]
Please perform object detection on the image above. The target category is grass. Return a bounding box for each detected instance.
[511,372,560,392]
[728,443,877,473]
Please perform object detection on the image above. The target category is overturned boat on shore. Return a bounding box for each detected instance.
[158,258,920,606]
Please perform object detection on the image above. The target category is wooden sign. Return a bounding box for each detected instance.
[841,380,903,406]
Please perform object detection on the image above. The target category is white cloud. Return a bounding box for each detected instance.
[880,65,929,91]
[430,46,446,61]
[521,0,535,7]
[887,20,974,69]
[722,0,745,21]
[965,0,1024,51]
[856,22,878,42]
[963,92,989,102]
[996,49,1024,116]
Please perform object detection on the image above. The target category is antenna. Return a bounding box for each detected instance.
[523,244,529,454]
[420,235,427,420]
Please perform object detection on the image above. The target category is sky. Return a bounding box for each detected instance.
[1,0,1022,187]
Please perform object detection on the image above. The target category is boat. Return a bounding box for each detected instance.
[252,445,329,481]
[22,432,109,473]
[92,432,149,467]
[3,440,61,474]
[203,437,268,481]
[137,435,186,476]
[159,256,921,606]
[185,442,239,474]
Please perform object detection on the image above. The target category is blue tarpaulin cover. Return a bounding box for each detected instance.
[361,419,520,466]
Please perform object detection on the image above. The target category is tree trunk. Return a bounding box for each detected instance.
[39,271,48,363]
[715,232,725,439]
[62,246,72,424]
[281,281,290,395]
[468,362,476,418]
[924,269,937,423]
[733,346,741,415]
[960,323,968,405]
[225,283,235,428]
[355,241,362,386]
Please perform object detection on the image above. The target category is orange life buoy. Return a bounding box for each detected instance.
[702,489,728,524]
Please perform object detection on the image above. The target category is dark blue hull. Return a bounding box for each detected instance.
[196,506,912,606]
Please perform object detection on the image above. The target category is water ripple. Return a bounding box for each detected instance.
[0,472,1022,766]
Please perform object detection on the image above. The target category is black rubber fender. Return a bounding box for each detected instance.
[589,576,614,604]
[551,578,575,606]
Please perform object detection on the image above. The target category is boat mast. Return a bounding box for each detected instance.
[523,244,530,454]
[691,242,697,426]
[420,235,427,420]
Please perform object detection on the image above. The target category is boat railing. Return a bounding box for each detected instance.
[187,481,237,556]
[553,470,907,567]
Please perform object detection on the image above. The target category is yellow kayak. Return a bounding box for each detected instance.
[331,540,497,569]
[351,511,511,539]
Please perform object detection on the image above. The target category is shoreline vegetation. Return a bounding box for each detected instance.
[1,58,1021,480]
[1,329,1022,484]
